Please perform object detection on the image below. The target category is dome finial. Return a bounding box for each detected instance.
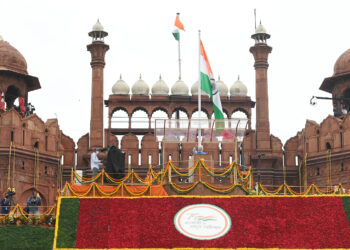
[238,75,240,80]
[139,73,142,80]
[120,74,122,80]
[218,75,221,81]
[178,74,181,80]
[159,74,162,80]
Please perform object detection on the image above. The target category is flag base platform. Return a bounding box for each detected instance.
[54,196,350,249]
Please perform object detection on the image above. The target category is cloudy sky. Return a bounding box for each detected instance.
[1,0,348,145]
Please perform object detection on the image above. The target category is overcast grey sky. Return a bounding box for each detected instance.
[1,0,348,145]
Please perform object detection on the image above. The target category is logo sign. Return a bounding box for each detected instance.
[174,204,231,240]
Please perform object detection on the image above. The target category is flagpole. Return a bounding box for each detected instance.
[178,37,181,79]
[198,30,202,151]
[177,13,182,79]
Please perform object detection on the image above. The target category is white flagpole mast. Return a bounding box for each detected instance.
[177,13,182,79]
[178,36,181,79]
[198,30,202,151]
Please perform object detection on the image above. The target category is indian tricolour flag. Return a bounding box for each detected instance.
[172,13,185,41]
[200,40,224,121]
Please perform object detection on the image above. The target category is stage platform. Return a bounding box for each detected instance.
[53,195,350,249]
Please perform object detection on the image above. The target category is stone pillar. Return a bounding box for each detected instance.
[87,41,109,149]
[250,42,272,150]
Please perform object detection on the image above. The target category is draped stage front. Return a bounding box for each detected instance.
[54,196,350,249]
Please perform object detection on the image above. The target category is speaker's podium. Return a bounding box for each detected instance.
[156,118,248,183]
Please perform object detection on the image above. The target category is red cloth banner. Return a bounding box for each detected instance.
[74,196,350,249]
[0,92,5,110]
[19,97,25,116]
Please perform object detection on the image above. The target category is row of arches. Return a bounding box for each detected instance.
[110,133,242,169]
[111,108,248,129]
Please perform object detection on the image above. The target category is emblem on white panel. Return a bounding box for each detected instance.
[174,203,231,240]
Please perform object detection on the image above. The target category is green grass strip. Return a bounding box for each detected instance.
[0,225,54,250]
[342,197,350,227]
[56,198,80,248]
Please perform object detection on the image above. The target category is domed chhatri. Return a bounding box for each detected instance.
[230,76,248,97]
[216,76,228,96]
[112,75,130,95]
[152,75,169,96]
[191,81,206,96]
[0,38,28,75]
[171,78,189,96]
[251,21,270,44]
[333,48,350,76]
[132,74,149,95]
[88,19,108,41]
[92,19,104,31]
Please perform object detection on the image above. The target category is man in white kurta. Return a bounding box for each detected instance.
[91,148,103,177]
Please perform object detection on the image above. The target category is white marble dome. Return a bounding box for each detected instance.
[191,77,228,96]
[255,22,267,34]
[230,76,248,96]
[152,75,169,96]
[191,81,206,96]
[171,78,189,95]
[92,19,104,31]
[216,76,228,96]
[112,75,129,95]
[132,75,149,95]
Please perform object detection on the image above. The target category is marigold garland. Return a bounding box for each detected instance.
[169,181,199,193]
[103,171,132,184]
[200,161,234,176]
[122,183,150,196]
[68,159,346,197]
[95,184,122,196]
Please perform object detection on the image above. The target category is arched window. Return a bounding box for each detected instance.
[342,88,350,113]
[131,109,149,129]
[231,110,248,119]
[171,109,189,129]
[191,111,209,129]
[151,109,168,129]
[111,109,129,129]
[5,85,20,109]
[231,110,249,139]
[171,109,188,119]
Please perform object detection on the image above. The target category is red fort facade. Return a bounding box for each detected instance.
[1,20,350,204]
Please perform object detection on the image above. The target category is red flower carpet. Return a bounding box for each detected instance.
[56,196,350,249]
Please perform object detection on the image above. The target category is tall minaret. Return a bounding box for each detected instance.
[249,22,272,150]
[87,20,109,149]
